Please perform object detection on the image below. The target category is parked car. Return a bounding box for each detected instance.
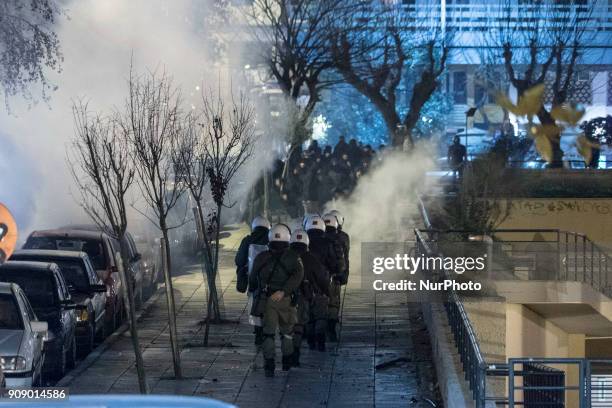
[23,229,124,332]
[61,225,145,309]
[133,234,161,299]
[10,250,107,356]
[0,395,235,408]
[0,282,47,387]
[0,262,77,380]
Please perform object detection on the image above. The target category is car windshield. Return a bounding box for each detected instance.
[0,270,57,309]
[24,237,108,270]
[54,260,90,292]
[0,294,23,330]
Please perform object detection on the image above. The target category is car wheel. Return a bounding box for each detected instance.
[55,344,67,379]
[96,318,107,342]
[32,365,41,387]
[135,287,142,309]
[67,337,76,369]
[105,302,117,334]
[80,322,95,358]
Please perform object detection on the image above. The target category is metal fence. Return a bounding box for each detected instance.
[414,227,612,407]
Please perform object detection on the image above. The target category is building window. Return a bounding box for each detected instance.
[544,71,592,105]
[453,71,467,104]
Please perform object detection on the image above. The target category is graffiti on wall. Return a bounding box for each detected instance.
[509,200,611,217]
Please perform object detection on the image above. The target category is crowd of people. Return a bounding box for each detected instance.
[279,137,381,216]
[235,211,349,377]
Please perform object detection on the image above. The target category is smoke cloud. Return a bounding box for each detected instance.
[0,0,244,239]
[323,145,436,282]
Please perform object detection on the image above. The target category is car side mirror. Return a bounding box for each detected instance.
[90,284,107,293]
[31,321,48,335]
[133,253,142,262]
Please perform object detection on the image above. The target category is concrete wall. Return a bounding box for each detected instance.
[506,304,586,406]
[498,198,612,246]
[506,304,586,359]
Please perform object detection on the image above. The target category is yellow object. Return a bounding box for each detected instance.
[496,84,545,116]
[551,103,585,126]
[0,203,18,264]
[576,134,600,166]
[534,134,554,163]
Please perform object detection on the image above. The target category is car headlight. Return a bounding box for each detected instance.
[1,356,27,372]
[77,308,89,322]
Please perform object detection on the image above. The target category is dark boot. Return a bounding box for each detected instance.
[254,326,264,346]
[327,320,338,342]
[264,359,275,377]
[282,355,292,371]
[292,349,301,367]
[317,333,326,352]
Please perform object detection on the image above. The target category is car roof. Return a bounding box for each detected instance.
[62,224,131,242]
[11,249,89,261]
[0,260,58,274]
[29,228,106,240]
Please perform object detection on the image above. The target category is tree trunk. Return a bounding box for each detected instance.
[193,203,221,327]
[537,107,564,168]
[211,204,223,321]
[118,237,148,393]
[160,224,182,379]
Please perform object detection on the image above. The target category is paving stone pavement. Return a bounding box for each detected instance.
[61,226,441,407]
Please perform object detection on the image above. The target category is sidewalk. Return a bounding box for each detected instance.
[59,225,440,407]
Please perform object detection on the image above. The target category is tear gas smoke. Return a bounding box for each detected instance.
[0,0,252,239]
[323,145,435,283]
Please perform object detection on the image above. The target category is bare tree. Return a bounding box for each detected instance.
[126,69,184,379]
[488,0,596,167]
[246,0,341,149]
[434,154,520,236]
[69,102,147,393]
[329,1,451,148]
[197,89,256,344]
[1,0,63,108]
[171,111,222,341]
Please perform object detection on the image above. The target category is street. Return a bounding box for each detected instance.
[56,225,441,407]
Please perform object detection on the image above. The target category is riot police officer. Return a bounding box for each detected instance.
[305,215,345,343]
[322,213,348,342]
[328,210,350,281]
[235,216,271,345]
[249,224,304,377]
[290,229,330,362]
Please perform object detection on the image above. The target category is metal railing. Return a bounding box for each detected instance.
[414,228,612,299]
[415,228,488,405]
[414,224,612,406]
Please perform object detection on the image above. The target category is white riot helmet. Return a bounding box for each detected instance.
[302,213,317,229]
[290,229,310,246]
[305,215,325,232]
[323,214,339,230]
[329,210,344,226]
[251,215,271,231]
[268,224,291,243]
